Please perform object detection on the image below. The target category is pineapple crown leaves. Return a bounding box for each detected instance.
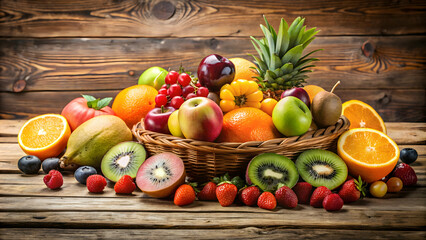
[354,175,368,198]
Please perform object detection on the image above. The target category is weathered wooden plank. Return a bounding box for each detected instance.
[1,209,425,230]
[1,89,424,122]
[1,36,425,93]
[0,228,425,240]
[1,0,425,37]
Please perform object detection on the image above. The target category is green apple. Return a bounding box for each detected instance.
[272,96,312,137]
[168,110,184,138]
[138,66,168,90]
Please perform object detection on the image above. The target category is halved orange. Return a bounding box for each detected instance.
[18,114,71,160]
[342,100,386,133]
[337,128,399,183]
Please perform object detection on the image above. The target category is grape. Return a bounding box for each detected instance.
[158,88,167,95]
[197,87,209,97]
[182,85,195,98]
[155,94,168,107]
[165,71,179,85]
[168,84,182,98]
[178,73,191,87]
[186,93,197,99]
[161,84,168,89]
[369,181,387,198]
[170,96,185,109]
[386,177,403,192]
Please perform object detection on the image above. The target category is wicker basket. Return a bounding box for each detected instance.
[132,115,350,182]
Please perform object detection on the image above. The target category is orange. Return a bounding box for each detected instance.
[18,114,71,160]
[112,85,158,129]
[342,100,387,133]
[260,98,277,116]
[303,85,325,104]
[337,128,399,183]
[229,57,259,81]
[218,107,281,143]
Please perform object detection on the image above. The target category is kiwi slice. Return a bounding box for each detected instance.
[101,141,146,182]
[295,149,348,190]
[247,153,299,191]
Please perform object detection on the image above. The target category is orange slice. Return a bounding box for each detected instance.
[337,128,399,183]
[342,100,387,133]
[18,114,71,160]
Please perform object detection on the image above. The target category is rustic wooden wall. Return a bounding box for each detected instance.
[0,0,425,122]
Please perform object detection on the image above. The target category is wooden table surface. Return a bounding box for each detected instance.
[0,120,425,239]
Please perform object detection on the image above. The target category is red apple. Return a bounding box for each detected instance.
[178,97,223,142]
[144,106,175,134]
[281,87,310,108]
[197,54,235,92]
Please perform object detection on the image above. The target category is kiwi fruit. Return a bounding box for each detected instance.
[101,141,147,182]
[295,149,347,190]
[246,153,299,191]
[311,81,342,128]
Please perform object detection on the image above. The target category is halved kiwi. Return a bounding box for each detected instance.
[101,141,146,182]
[295,149,348,190]
[247,153,299,191]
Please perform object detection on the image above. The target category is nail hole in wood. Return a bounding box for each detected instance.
[152,1,176,20]
[362,41,375,58]
[13,80,26,92]
[128,70,135,76]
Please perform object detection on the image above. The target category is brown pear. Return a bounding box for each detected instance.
[311,81,342,128]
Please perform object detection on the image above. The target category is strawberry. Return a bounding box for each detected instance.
[174,184,196,206]
[86,174,107,193]
[43,170,63,190]
[257,192,276,210]
[275,185,298,208]
[216,183,238,207]
[197,182,217,201]
[239,186,261,206]
[114,175,136,194]
[292,182,312,204]
[310,186,332,208]
[322,193,344,211]
[338,176,367,203]
[392,163,417,186]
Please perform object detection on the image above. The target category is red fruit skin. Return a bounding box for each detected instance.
[393,163,417,186]
[310,186,332,208]
[197,182,217,201]
[43,170,63,190]
[323,193,344,211]
[114,175,136,194]
[174,184,196,206]
[61,97,115,131]
[216,183,238,207]
[258,192,277,210]
[293,182,312,204]
[338,180,360,203]
[275,186,298,208]
[239,186,261,206]
[87,175,107,193]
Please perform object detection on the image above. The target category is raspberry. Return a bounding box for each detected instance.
[114,175,136,194]
[322,193,344,211]
[275,186,298,208]
[87,175,107,193]
[43,170,63,190]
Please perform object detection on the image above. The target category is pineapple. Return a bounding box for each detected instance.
[250,16,321,100]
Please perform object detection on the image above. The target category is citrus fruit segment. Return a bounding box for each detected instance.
[337,128,399,183]
[342,100,387,133]
[18,114,71,160]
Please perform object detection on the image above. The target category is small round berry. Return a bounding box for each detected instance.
[155,94,168,107]
[197,87,209,97]
[386,177,403,193]
[41,158,60,174]
[182,85,195,98]
[178,73,191,87]
[43,170,63,190]
[165,71,179,85]
[170,96,185,109]
[196,82,201,87]
[18,155,41,174]
[400,148,418,164]
[168,84,182,98]
[158,88,167,95]
[369,181,387,198]
[186,93,197,100]
[74,166,98,185]
[161,84,168,89]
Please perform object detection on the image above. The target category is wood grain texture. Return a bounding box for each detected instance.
[0,228,425,240]
[1,36,425,92]
[1,0,425,38]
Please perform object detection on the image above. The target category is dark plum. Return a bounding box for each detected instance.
[281,87,310,108]
[197,54,235,92]
[74,166,98,185]
[18,155,41,174]
[400,148,418,164]
[42,158,61,174]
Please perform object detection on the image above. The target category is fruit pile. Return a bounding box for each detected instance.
[15,16,419,211]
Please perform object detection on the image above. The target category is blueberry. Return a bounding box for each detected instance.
[18,155,41,174]
[400,148,418,164]
[74,166,97,185]
[42,158,61,174]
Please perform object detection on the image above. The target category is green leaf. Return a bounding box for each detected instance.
[248,54,267,74]
[300,28,320,46]
[250,36,270,69]
[82,94,96,102]
[299,49,323,62]
[280,62,294,74]
[295,26,306,46]
[263,15,277,41]
[97,97,113,109]
[265,70,276,83]
[82,94,112,110]
[273,67,283,77]
[270,54,281,71]
[275,18,290,57]
[294,58,318,71]
[250,39,265,62]
[281,44,304,66]
[288,17,304,49]
[260,24,275,66]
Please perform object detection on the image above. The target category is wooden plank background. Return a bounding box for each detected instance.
[0,0,425,121]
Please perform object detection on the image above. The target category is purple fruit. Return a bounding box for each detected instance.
[197,54,235,92]
[281,87,310,108]
[144,106,175,134]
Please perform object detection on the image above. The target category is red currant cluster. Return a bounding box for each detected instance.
[155,70,210,109]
